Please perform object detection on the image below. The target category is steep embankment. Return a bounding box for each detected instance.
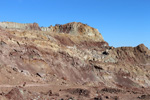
[0,22,150,100]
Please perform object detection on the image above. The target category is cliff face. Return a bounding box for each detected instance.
[0,22,150,100]
[0,22,41,30]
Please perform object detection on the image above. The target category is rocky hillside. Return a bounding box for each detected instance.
[0,22,150,100]
[0,22,103,41]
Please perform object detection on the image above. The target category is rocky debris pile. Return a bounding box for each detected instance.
[0,86,150,100]
[1,87,60,100]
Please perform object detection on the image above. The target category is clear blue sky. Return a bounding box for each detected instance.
[0,0,150,48]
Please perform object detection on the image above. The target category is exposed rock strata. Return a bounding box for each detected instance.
[0,22,41,31]
[0,22,150,100]
[0,22,104,41]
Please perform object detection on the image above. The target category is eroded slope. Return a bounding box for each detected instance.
[0,22,150,100]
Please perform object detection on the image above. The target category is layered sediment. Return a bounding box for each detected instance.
[0,22,150,100]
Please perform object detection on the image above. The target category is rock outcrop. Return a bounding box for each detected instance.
[49,22,103,41]
[0,22,41,30]
[0,22,150,100]
[0,22,104,41]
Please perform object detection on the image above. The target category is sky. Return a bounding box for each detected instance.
[0,0,150,48]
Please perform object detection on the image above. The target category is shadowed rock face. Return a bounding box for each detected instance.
[0,22,150,100]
